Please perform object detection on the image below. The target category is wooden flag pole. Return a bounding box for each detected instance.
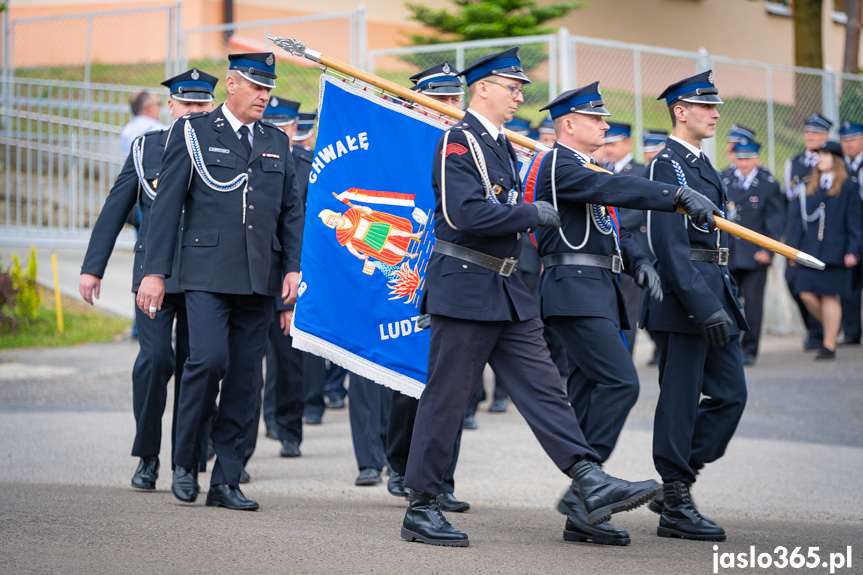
[269,37,825,270]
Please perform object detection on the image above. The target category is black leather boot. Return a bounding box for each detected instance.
[648,487,715,524]
[131,455,159,490]
[657,481,725,541]
[559,485,630,546]
[561,459,661,525]
[401,491,469,547]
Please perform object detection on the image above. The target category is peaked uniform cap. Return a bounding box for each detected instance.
[604,121,632,143]
[540,81,610,119]
[264,95,300,126]
[659,70,723,106]
[461,47,531,86]
[409,62,464,96]
[229,52,277,89]
[161,68,218,102]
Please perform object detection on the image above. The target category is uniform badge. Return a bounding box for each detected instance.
[191,68,200,80]
[152,178,158,189]
[263,153,280,158]
[749,195,758,203]
[444,142,468,157]
[491,184,504,197]
[271,96,279,107]
[442,62,451,74]
[708,71,714,84]
[266,54,275,66]
[597,86,602,96]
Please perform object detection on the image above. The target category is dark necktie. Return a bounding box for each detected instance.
[700,152,713,170]
[238,125,252,157]
[497,133,506,147]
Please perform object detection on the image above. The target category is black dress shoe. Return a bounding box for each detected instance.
[355,467,382,486]
[387,471,409,498]
[462,414,478,430]
[561,459,661,525]
[240,468,250,484]
[205,484,259,511]
[280,440,301,458]
[172,467,199,503]
[816,346,836,360]
[436,492,470,513]
[561,490,630,546]
[401,491,469,547]
[657,481,725,541]
[131,455,159,490]
[489,397,509,412]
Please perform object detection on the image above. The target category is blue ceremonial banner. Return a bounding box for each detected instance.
[291,75,447,398]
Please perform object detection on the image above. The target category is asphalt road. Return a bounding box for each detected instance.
[1,332,861,575]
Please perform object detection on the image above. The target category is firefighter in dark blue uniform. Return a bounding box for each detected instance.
[839,120,863,346]
[137,53,305,511]
[787,140,863,359]
[80,68,218,491]
[784,113,833,350]
[723,123,755,170]
[385,62,470,511]
[400,48,661,548]
[533,85,717,546]
[645,71,748,541]
[720,138,785,365]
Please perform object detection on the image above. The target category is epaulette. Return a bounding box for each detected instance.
[182,111,210,121]
[140,127,168,140]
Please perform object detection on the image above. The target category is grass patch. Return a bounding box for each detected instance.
[1,287,131,349]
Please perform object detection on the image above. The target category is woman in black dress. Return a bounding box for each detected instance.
[788,141,863,359]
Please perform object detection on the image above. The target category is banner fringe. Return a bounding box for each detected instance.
[291,325,425,399]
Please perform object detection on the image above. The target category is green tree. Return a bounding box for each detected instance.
[404,0,585,44]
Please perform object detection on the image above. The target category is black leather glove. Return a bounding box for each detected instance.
[533,200,561,228]
[634,263,663,302]
[416,314,431,330]
[699,308,733,347]
[675,186,720,232]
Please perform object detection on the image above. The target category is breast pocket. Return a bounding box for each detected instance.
[202,152,238,178]
[260,158,286,196]
[438,256,492,312]
[180,228,219,285]
[552,266,606,311]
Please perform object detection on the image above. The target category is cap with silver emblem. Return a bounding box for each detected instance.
[658,70,723,107]
[161,68,218,102]
[461,47,531,87]
[228,52,278,89]
[540,81,610,119]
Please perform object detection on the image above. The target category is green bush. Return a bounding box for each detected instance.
[8,247,41,326]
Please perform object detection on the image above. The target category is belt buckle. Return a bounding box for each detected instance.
[611,255,622,274]
[499,257,517,277]
[718,248,729,266]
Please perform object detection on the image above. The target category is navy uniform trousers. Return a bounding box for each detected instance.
[646,139,747,484]
[349,373,390,472]
[387,390,462,494]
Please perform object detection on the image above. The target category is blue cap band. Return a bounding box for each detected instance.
[664,81,716,106]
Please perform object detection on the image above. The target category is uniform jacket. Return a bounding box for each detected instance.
[144,104,304,296]
[291,144,314,203]
[81,128,182,294]
[645,138,747,335]
[786,177,863,266]
[421,111,539,322]
[720,167,785,271]
[613,159,650,263]
[534,144,676,326]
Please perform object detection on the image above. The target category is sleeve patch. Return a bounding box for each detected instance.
[443,142,468,157]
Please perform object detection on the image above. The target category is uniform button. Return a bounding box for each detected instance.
[577,270,582,275]
[662,189,669,196]
[248,187,253,192]
[273,163,278,168]
[140,265,144,269]
[195,238,199,243]
[248,225,254,231]
[138,244,143,249]
[688,314,695,319]
[248,205,254,211]
[462,264,468,269]
[724,274,729,279]
[516,232,521,240]
[216,159,221,163]
[248,168,253,174]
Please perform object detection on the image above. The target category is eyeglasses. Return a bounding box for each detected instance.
[483,80,524,99]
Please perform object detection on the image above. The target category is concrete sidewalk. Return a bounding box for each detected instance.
[1,332,861,574]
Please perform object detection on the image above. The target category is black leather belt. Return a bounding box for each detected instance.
[690,248,729,265]
[542,253,622,273]
[434,240,518,277]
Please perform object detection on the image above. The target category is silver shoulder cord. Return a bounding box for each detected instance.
[440,129,494,230]
[798,186,826,241]
[183,120,250,223]
[551,148,590,250]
